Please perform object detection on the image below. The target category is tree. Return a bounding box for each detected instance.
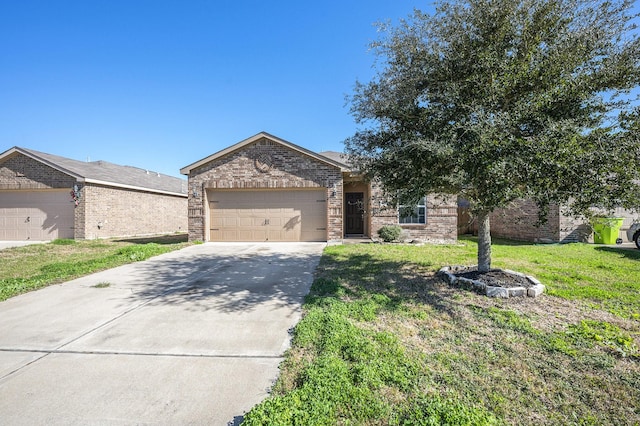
[346,0,640,272]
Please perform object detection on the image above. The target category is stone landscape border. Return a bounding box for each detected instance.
[438,265,545,298]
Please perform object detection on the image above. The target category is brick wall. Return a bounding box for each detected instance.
[476,200,636,243]
[0,152,76,189]
[490,200,561,242]
[559,206,638,243]
[559,214,592,243]
[368,181,458,241]
[187,138,343,241]
[73,183,86,238]
[80,183,187,239]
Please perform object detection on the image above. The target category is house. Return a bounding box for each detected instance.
[180,132,457,243]
[476,199,637,243]
[0,147,188,240]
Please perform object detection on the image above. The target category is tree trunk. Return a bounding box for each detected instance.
[477,210,492,272]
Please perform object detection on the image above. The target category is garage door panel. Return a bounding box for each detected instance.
[208,190,327,242]
[0,190,74,241]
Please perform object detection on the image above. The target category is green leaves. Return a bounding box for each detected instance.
[347,0,640,214]
[347,0,640,270]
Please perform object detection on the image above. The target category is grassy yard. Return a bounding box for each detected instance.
[0,234,191,301]
[244,237,640,425]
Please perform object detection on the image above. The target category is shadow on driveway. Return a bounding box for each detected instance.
[113,243,322,314]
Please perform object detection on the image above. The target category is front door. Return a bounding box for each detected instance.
[345,192,364,235]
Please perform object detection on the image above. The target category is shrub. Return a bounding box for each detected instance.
[377,225,402,242]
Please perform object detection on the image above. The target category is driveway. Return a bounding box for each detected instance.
[0,241,47,250]
[0,242,325,425]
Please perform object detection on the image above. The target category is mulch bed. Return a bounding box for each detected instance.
[456,268,534,288]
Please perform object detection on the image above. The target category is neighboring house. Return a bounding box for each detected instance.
[180,132,457,243]
[0,147,188,241]
[480,200,637,243]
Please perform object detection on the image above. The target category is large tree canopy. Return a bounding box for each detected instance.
[346,0,640,271]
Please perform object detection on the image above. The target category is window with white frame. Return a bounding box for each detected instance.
[399,196,426,224]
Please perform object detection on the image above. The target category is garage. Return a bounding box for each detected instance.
[0,190,74,240]
[208,189,327,242]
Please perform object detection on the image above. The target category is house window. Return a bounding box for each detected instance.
[399,197,426,224]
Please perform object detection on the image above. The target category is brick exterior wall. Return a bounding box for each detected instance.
[0,152,76,189]
[559,213,592,243]
[368,181,458,241]
[489,200,561,242]
[79,183,187,239]
[1,152,187,240]
[474,200,636,243]
[187,138,343,241]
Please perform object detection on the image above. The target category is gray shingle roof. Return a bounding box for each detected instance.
[318,151,351,168]
[13,147,187,196]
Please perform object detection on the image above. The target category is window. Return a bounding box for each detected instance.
[399,197,426,224]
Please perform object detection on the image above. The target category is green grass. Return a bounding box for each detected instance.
[243,237,640,425]
[0,234,190,301]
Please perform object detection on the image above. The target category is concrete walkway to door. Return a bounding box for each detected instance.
[0,242,325,425]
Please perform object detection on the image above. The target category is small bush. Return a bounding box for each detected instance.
[377,225,402,242]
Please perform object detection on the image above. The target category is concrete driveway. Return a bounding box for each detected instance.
[0,242,325,425]
[0,241,47,250]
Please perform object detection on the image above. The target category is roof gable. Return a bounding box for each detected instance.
[180,132,349,175]
[0,147,187,196]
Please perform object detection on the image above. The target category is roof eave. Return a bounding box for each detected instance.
[180,132,349,175]
[83,178,188,197]
[0,147,84,180]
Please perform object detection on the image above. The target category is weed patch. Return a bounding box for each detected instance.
[552,320,640,359]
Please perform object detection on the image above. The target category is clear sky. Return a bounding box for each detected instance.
[1,1,430,178]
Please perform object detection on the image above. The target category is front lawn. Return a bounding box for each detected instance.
[0,234,191,301]
[244,237,640,425]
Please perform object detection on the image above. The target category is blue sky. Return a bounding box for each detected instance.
[1,1,428,178]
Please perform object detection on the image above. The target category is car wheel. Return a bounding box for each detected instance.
[635,232,640,250]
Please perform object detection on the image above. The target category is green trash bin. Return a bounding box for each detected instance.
[592,217,624,244]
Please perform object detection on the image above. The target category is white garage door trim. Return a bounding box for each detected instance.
[208,189,327,242]
[0,190,75,241]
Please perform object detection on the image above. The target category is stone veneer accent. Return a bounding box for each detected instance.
[0,152,187,240]
[187,138,343,242]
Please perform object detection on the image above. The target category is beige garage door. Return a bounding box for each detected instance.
[0,190,75,240]
[209,189,327,242]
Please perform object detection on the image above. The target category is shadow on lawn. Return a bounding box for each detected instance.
[313,251,458,317]
[459,235,537,247]
[594,245,640,261]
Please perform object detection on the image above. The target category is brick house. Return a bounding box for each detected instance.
[469,199,637,243]
[180,132,457,243]
[0,147,188,240]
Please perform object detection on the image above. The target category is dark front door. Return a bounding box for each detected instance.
[345,192,364,235]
